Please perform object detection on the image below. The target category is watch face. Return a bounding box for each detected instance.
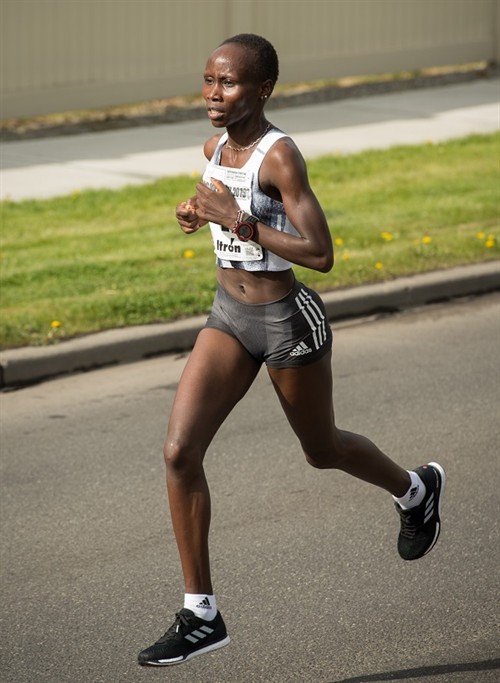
[238,223,253,239]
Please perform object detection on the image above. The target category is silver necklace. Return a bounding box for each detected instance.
[226,123,272,152]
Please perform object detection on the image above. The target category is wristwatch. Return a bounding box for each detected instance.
[231,212,258,242]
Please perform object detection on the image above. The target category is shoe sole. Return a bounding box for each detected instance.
[422,461,446,557]
[140,635,231,666]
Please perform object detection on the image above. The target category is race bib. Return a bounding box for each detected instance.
[205,163,263,262]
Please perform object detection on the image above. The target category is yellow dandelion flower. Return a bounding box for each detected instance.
[375,262,384,270]
[476,232,486,240]
[51,320,61,328]
[485,238,496,248]
[381,231,393,241]
[334,237,344,246]
[422,236,432,244]
[341,252,350,261]
[183,249,195,259]
[191,170,200,178]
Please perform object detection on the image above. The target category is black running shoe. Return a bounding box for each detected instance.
[138,609,230,666]
[396,462,446,561]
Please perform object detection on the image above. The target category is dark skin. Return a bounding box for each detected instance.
[178,43,332,302]
[166,42,410,595]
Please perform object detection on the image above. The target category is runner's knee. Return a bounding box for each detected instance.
[303,444,344,469]
[163,437,203,475]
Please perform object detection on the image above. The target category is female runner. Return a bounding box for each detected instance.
[138,33,445,667]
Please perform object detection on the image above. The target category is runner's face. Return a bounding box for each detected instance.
[203,44,264,128]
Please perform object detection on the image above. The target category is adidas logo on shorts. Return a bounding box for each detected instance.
[290,341,312,357]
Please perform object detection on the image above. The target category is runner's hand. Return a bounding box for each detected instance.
[195,179,239,228]
[176,198,206,234]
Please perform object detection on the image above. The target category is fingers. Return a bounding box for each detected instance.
[176,203,196,221]
[195,180,238,225]
[176,199,200,233]
[176,179,238,232]
[195,178,228,199]
[210,178,226,193]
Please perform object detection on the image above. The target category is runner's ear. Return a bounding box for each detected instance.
[260,79,273,101]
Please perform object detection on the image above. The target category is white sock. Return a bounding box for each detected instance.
[393,470,426,510]
[184,593,217,621]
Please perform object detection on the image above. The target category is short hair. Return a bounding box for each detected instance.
[220,33,279,85]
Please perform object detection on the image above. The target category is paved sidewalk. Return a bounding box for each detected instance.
[1,79,499,201]
[1,79,499,386]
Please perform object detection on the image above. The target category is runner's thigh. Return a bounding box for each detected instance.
[267,351,336,453]
[167,328,261,453]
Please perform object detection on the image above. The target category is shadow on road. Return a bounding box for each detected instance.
[330,657,500,682]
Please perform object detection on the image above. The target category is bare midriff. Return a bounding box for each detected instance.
[217,266,295,304]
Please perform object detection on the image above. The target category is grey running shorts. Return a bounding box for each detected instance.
[205,279,333,368]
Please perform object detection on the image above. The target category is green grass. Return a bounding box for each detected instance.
[1,133,499,349]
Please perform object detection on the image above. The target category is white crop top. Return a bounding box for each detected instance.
[202,127,299,271]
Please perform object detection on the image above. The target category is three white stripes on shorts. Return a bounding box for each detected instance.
[295,288,328,350]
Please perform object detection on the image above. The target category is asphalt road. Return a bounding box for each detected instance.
[1,294,499,683]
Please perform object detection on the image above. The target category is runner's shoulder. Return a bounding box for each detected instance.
[204,134,224,161]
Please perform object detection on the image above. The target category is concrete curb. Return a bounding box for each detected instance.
[321,261,500,319]
[2,66,497,142]
[1,261,499,388]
